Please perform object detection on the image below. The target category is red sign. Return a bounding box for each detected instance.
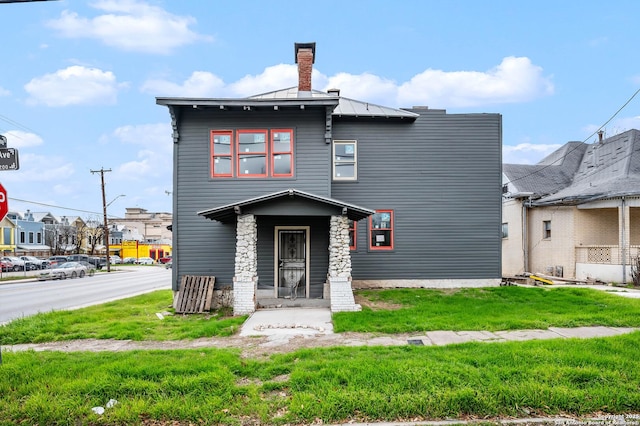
[0,183,7,222]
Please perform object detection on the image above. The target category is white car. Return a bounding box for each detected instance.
[136,257,155,265]
[38,262,88,280]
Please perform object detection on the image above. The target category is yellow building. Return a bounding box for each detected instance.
[112,240,172,261]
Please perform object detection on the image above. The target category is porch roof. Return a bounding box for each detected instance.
[198,189,376,223]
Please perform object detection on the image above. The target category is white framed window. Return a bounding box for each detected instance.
[333,140,357,180]
[501,223,508,239]
[543,220,551,239]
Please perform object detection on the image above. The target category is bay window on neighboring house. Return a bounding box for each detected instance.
[332,140,357,180]
[369,210,394,250]
[19,231,25,244]
[28,232,34,244]
[210,129,294,178]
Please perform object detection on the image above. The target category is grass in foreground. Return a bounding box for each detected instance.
[0,290,246,345]
[1,332,640,425]
[3,286,640,345]
[333,286,640,333]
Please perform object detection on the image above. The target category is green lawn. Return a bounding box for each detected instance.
[3,286,640,345]
[2,285,640,425]
[1,333,640,425]
[333,286,640,332]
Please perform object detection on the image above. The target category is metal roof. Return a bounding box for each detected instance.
[250,87,419,119]
[198,188,376,223]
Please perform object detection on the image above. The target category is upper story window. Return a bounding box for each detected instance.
[333,140,357,180]
[369,210,394,250]
[211,129,294,178]
[543,220,551,239]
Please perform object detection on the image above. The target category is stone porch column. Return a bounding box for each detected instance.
[328,215,361,312]
[233,214,258,315]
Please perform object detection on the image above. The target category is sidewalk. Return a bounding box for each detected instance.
[4,307,639,356]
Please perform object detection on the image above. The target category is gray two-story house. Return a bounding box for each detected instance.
[157,42,502,315]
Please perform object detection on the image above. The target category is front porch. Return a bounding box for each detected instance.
[575,245,640,283]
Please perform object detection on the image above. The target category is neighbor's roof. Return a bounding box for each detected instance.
[198,188,376,223]
[504,129,640,205]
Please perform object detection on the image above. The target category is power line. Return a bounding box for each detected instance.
[505,86,640,186]
[7,197,118,217]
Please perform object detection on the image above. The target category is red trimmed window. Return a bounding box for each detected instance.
[348,219,357,250]
[271,129,293,177]
[210,128,294,178]
[211,130,233,177]
[237,129,268,177]
[369,210,394,250]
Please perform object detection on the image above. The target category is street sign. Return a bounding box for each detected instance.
[0,148,19,171]
[0,183,7,222]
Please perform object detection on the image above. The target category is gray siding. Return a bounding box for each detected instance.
[331,109,502,279]
[172,108,331,289]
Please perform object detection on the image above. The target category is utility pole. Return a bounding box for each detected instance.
[91,168,112,272]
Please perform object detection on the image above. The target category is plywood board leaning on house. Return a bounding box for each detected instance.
[174,275,216,313]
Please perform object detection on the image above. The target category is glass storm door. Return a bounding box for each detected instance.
[277,229,307,299]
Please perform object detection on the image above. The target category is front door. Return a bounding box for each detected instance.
[275,227,309,299]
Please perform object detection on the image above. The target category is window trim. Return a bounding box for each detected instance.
[332,140,357,181]
[270,129,294,178]
[543,220,551,239]
[369,210,394,251]
[501,223,508,239]
[237,129,268,178]
[211,130,234,177]
[348,220,357,250]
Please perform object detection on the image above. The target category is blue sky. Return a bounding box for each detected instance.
[1,0,640,220]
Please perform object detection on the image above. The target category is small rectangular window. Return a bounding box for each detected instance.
[369,210,394,250]
[211,130,233,177]
[37,233,42,244]
[333,140,357,180]
[237,130,268,177]
[271,129,294,177]
[348,219,357,250]
[543,220,551,239]
[501,223,508,239]
[29,232,34,244]
[19,231,25,244]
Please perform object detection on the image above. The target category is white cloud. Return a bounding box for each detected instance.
[25,66,125,107]
[100,123,172,181]
[47,0,212,54]
[145,56,553,110]
[141,71,225,97]
[228,64,302,97]
[2,130,43,149]
[503,142,562,164]
[0,86,10,97]
[397,57,554,108]
[0,153,74,183]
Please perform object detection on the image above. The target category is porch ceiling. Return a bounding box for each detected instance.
[198,188,376,223]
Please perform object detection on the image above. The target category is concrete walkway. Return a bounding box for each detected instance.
[4,307,639,355]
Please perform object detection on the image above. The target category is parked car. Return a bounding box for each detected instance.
[19,255,49,270]
[77,261,97,276]
[4,256,26,271]
[110,255,122,264]
[165,260,172,269]
[48,256,69,267]
[67,254,105,270]
[0,259,14,272]
[122,257,137,264]
[38,262,88,280]
[136,257,155,265]
[158,255,172,264]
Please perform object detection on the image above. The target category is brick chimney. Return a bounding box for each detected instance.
[295,42,315,94]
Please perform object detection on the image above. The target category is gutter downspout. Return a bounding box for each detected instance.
[622,197,627,284]
[523,197,530,273]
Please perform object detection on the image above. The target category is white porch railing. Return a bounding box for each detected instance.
[575,245,640,264]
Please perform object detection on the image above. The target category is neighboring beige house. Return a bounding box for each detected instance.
[108,208,172,244]
[502,129,640,284]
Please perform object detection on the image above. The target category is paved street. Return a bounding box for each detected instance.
[0,266,171,324]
